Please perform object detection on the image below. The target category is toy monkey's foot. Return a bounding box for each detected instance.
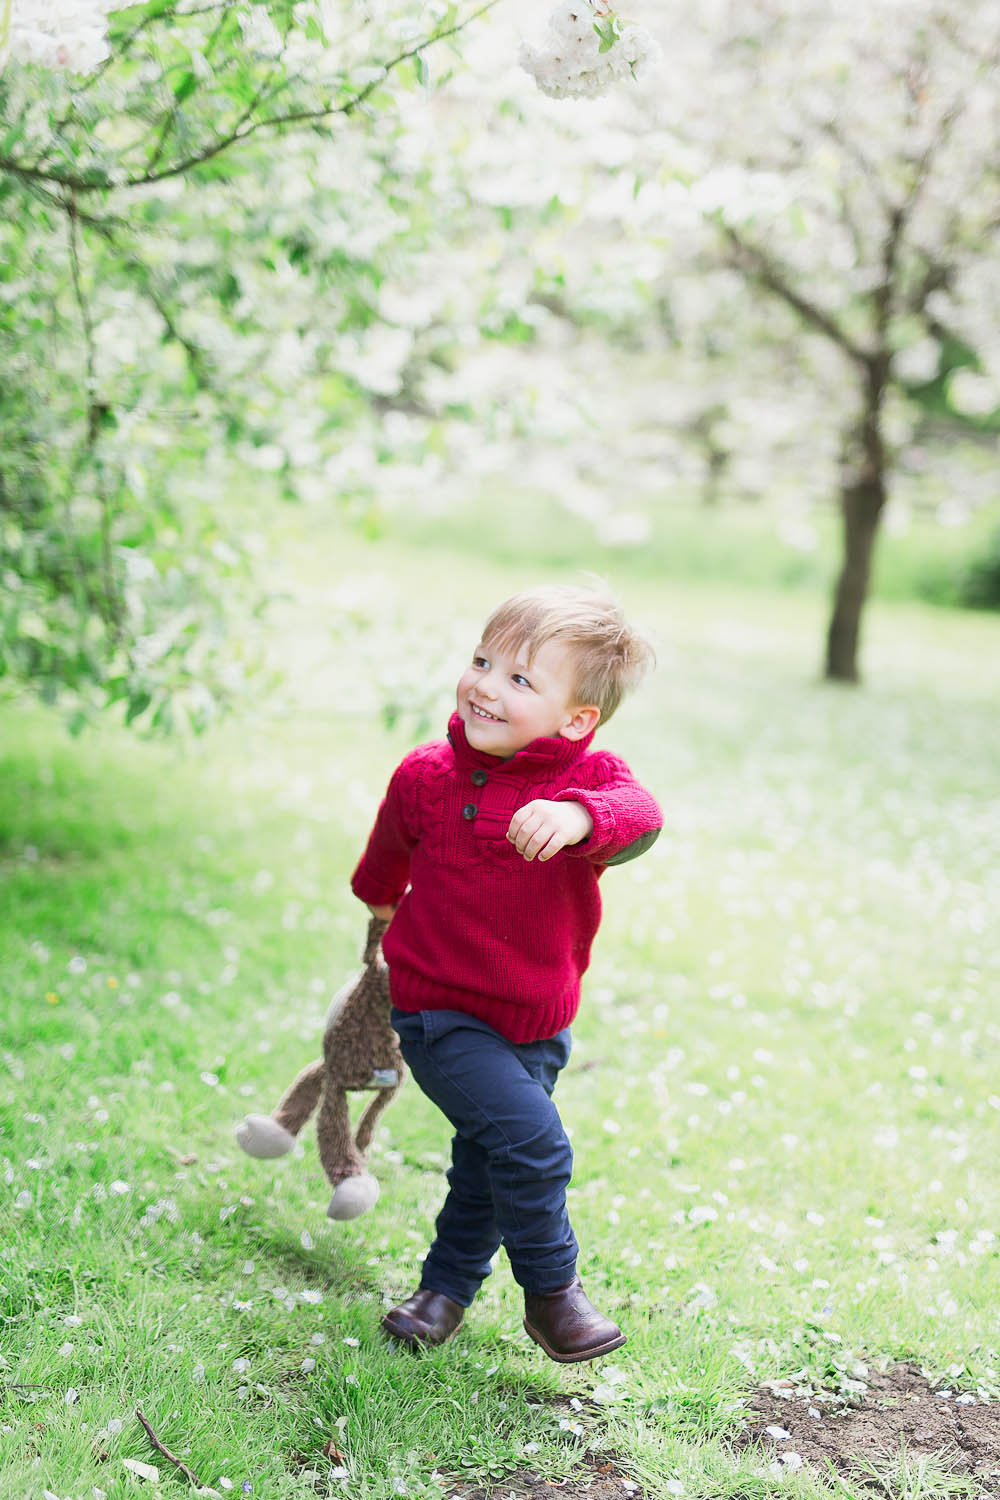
[235,1114,296,1159]
[327,1174,380,1220]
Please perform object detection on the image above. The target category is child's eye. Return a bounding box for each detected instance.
[512,673,532,688]
[473,655,489,669]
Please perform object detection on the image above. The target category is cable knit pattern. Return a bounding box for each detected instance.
[351,713,662,1043]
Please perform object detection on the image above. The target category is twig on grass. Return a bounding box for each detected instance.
[135,1407,204,1488]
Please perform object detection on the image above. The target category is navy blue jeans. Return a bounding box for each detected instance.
[391,1008,579,1306]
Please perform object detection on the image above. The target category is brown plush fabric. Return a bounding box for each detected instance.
[265,916,405,1188]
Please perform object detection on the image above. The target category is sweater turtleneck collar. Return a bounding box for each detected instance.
[446,710,594,777]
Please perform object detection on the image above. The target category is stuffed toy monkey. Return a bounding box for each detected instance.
[235,915,404,1220]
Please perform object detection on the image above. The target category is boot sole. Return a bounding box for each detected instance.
[523,1317,627,1363]
[381,1312,462,1348]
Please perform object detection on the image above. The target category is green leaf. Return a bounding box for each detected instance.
[172,70,197,105]
[125,689,153,725]
[593,17,621,53]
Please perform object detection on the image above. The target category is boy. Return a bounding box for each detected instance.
[351,584,661,1362]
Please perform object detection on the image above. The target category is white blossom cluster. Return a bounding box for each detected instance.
[518,2,661,100]
[0,0,113,74]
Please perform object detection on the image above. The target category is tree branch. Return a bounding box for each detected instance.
[135,1408,204,1490]
[0,0,501,195]
[720,222,870,367]
[126,0,501,187]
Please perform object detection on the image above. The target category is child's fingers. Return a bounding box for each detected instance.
[508,803,543,851]
[520,828,551,860]
[518,820,564,861]
[535,831,566,862]
[514,822,548,858]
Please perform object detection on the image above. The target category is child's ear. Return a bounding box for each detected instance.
[560,705,601,740]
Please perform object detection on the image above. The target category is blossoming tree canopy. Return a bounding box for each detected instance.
[519,1,661,99]
[0,0,115,72]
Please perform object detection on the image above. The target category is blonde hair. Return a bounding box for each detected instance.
[481,583,654,723]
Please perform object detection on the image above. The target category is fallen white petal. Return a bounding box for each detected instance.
[123,1457,160,1481]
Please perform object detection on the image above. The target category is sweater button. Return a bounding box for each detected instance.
[471,769,488,787]
[462,802,478,820]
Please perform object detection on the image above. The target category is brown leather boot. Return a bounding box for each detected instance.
[382,1288,465,1348]
[523,1276,626,1363]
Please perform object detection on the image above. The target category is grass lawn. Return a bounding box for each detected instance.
[2,523,999,1500]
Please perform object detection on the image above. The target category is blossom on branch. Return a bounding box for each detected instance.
[518,1,661,100]
[0,0,113,75]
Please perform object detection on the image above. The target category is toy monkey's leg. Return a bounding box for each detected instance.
[235,1060,323,1159]
[274,1060,325,1136]
[318,1086,384,1221]
[316,1087,366,1188]
[353,1083,400,1157]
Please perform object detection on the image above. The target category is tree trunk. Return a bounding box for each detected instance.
[825,368,888,683]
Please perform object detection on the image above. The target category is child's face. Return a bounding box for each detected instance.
[455,636,598,758]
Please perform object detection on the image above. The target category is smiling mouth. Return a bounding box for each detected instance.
[470,703,504,722]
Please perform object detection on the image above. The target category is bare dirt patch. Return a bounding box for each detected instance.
[453,1454,642,1500]
[739,1363,1000,1487]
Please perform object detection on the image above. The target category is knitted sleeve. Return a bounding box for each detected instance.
[553,752,662,866]
[350,754,421,908]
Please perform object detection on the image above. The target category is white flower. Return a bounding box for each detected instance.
[519,1,661,101]
[300,1289,322,1305]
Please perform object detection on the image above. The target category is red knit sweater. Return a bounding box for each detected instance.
[351,713,662,1043]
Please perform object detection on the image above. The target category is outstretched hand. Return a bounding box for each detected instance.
[507,799,593,862]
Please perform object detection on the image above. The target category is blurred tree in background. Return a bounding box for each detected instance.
[657,0,1000,680]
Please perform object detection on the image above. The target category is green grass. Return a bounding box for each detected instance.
[386,486,1000,613]
[2,523,1000,1500]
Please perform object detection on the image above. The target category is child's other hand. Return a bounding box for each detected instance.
[367,903,396,921]
[507,800,593,862]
